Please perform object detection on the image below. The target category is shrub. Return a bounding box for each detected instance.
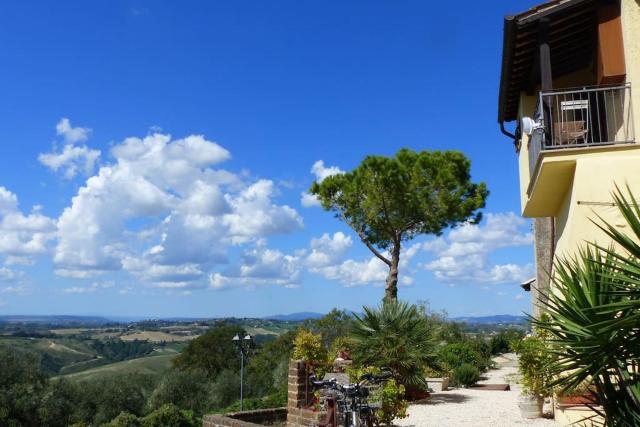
[292,329,329,378]
[351,301,439,392]
[218,390,287,413]
[489,329,525,355]
[140,404,198,427]
[512,336,553,397]
[103,412,141,427]
[375,379,408,426]
[452,364,480,387]
[438,342,490,372]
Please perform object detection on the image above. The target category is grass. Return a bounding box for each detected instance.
[60,354,176,381]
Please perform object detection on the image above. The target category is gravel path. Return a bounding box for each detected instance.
[396,354,558,427]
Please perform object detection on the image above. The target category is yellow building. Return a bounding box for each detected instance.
[498,0,640,317]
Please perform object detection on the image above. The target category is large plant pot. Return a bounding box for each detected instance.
[426,377,450,392]
[518,394,543,419]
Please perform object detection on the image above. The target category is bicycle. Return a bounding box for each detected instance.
[309,369,393,427]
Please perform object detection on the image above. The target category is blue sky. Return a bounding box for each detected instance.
[0,0,540,318]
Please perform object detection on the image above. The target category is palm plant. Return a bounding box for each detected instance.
[350,300,439,392]
[533,186,640,426]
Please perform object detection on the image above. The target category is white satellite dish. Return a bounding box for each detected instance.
[521,116,543,136]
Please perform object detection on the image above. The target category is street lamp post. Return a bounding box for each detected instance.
[232,334,252,411]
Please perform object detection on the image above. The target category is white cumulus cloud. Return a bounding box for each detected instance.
[51,131,303,291]
[300,160,344,208]
[423,212,534,284]
[0,187,56,262]
[39,118,100,178]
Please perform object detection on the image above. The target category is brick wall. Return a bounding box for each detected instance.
[286,359,327,427]
[203,408,287,427]
[203,359,327,427]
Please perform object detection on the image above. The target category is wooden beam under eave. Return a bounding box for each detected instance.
[597,4,625,85]
[539,18,553,92]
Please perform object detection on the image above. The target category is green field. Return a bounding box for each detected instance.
[60,353,176,381]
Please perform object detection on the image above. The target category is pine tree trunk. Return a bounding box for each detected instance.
[384,243,401,302]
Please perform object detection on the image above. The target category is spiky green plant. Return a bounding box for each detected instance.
[533,186,640,426]
[350,300,439,392]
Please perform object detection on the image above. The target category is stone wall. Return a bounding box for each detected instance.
[203,408,287,427]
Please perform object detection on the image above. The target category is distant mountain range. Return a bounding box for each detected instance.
[0,315,114,326]
[0,312,528,325]
[451,314,528,325]
[265,312,325,321]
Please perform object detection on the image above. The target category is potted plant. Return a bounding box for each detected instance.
[423,365,452,392]
[513,334,554,418]
[292,329,330,408]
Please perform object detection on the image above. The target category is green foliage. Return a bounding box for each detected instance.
[102,411,142,427]
[351,301,439,392]
[140,404,198,427]
[103,404,198,427]
[438,342,490,372]
[209,369,241,409]
[292,329,325,362]
[310,148,487,300]
[0,347,47,427]
[173,322,245,378]
[374,379,408,426]
[329,335,355,359]
[344,366,407,426]
[512,336,553,397]
[92,339,154,362]
[39,378,81,427]
[489,329,524,355]
[452,364,480,387]
[292,329,329,377]
[76,373,157,426]
[532,186,640,425]
[148,368,215,416]
[245,331,294,399]
[218,390,287,413]
[302,309,354,349]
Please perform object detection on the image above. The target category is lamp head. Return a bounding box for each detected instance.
[232,334,240,342]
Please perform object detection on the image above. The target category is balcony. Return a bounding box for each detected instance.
[523,84,635,217]
[528,84,635,177]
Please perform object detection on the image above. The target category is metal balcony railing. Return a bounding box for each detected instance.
[528,84,635,176]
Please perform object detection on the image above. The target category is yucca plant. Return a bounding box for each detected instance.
[350,300,439,392]
[533,186,640,426]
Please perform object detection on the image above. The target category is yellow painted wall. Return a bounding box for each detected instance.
[622,0,640,138]
[553,150,640,260]
[517,95,537,212]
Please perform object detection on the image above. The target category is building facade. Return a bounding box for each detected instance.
[498,0,640,316]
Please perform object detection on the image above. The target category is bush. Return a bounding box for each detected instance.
[438,342,490,372]
[140,404,198,427]
[452,364,480,387]
[218,390,287,413]
[292,329,329,378]
[512,336,553,397]
[489,329,525,355]
[375,379,408,426]
[103,411,141,427]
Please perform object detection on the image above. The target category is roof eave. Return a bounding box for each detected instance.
[498,16,517,124]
